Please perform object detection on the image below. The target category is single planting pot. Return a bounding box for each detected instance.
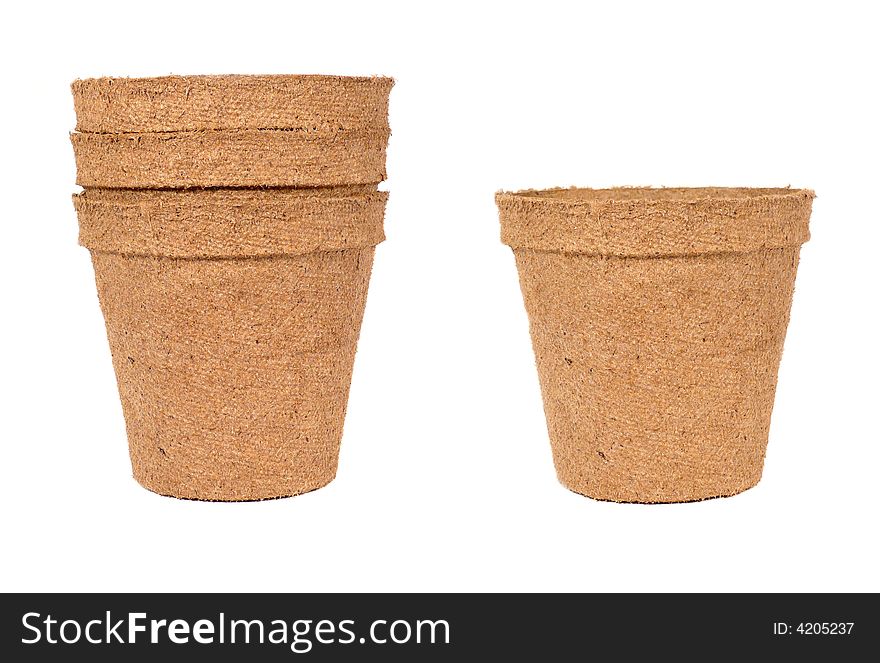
[497,187,813,503]
[75,187,386,500]
[71,74,393,134]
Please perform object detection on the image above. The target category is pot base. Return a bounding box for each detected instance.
[557,472,762,504]
[133,471,337,502]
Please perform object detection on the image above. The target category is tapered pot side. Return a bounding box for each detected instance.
[497,187,813,503]
[75,189,387,501]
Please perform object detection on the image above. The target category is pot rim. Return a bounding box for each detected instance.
[497,186,814,257]
[72,73,394,88]
[497,186,815,205]
[74,188,388,259]
[72,74,394,134]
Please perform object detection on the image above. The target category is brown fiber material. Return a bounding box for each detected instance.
[74,187,386,258]
[78,190,384,501]
[497,187,814,503]
[71,128,390,188]
[72,73,392,500]
[72,75,393,133]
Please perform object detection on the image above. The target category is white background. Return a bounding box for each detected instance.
[1,0,878,592]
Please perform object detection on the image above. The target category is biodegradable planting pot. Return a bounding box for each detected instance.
[497,187,814,503]
[75,188,386,500]
[72,73,392,500]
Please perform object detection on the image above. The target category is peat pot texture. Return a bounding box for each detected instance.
[71,75,394,188]
[72,74,393,500]
[497,187,813,503]
[75,188,387,500]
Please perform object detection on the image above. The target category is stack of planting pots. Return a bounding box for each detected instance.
[71,75,393,501]
[497,187,814,503]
